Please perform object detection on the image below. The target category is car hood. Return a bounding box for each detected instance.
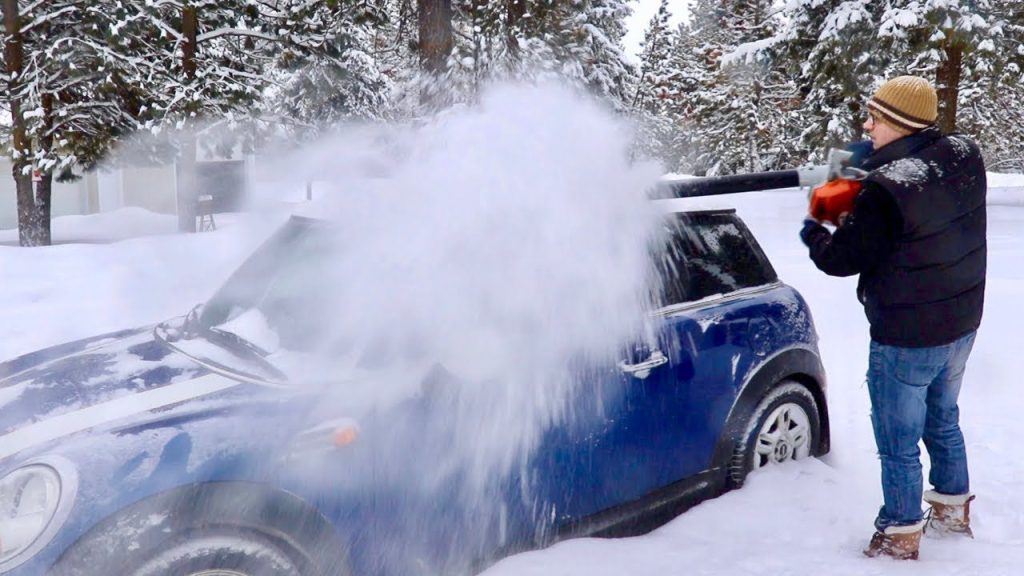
[0,328,226,445]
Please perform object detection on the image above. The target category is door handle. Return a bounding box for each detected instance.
[618,350,668,380]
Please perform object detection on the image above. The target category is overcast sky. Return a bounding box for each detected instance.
[623,0,691,62]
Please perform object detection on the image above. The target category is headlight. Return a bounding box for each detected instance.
[0,463,73,570]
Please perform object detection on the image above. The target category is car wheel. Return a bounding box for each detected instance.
[129,531,302,576]
[729,380,819,487]
[49,483,351,576]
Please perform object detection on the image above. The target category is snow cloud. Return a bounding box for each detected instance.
[251,83,666,502]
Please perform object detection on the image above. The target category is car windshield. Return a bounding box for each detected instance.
[199,217,339,353]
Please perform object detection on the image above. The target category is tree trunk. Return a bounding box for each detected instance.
[177,4,198,232]
[4,0,38,247]
[396,0,414,46]
[34,92,54,246]
[507,0,526,28]
[31,174,53,245]
[506,0,526,55]
[418,0,453,74]
[935,35,963,134]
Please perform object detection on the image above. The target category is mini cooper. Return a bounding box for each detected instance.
[0,207,829,576]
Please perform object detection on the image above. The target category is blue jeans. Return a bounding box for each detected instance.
[867,331,976,531]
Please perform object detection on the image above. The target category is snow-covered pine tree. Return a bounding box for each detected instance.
[451,0,555,93]
[2,0,35,245]
[775,1,1024,163]
[666,20,709,174]
[370,0,417,81]
[386,0,636,118]
[632,0,678,166]
[264,0,391,140]
[686,0,795,174]
[2,0,160,245]
[384,0,484,118]
[776,0,880,160]
[124,0,275,230]
[558,0,636,110]
[435,0,521,109]
[952,0,1024,166]
[876,0,1001,132]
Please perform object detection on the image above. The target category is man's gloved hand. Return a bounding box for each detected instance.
[800,218,828,247]
[844,140,874,168]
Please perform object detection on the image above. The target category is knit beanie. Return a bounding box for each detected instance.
[867,76,937,134]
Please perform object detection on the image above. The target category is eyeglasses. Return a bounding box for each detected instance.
[865,112,882,126]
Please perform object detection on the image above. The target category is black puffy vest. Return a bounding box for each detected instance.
[858,128,987,347]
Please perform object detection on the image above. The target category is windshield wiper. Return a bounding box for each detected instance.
[154,304,288,386]
[203,327,286,380]
[155,303,204,343]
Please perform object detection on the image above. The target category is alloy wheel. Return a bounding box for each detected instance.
[751,401,812,470]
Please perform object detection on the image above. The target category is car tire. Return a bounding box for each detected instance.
[728,380,820,488]
[129,531,302,576]
[49,483,351,576]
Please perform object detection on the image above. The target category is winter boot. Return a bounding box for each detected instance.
[924,490,976,537]
[862,520,926,560]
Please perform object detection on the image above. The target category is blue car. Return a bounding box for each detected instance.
[0,207,828,576]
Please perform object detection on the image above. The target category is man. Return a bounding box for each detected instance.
[799,75,986,560]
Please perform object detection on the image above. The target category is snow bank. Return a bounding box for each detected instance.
[0,207,177,245]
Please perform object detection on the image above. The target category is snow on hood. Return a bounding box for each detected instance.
[0,329,207,438]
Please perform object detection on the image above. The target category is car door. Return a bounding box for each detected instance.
[601,210,780,493]
[521,210,779,527]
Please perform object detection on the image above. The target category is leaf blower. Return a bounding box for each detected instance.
[661,142,872,226]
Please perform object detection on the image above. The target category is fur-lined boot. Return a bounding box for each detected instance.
[924,490,975,537]
[863,520,926,560]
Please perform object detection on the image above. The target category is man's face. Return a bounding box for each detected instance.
[863,111,905,149]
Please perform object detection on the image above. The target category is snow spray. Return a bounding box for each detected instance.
[247,83,667,569]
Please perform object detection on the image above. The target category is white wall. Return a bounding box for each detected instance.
[2,148,250,232]
[122,165,176,214]
[96,168,124,212]
[0,159,16,230]
[0,159,92,230]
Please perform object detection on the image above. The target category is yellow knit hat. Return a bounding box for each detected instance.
[867,76,937,134]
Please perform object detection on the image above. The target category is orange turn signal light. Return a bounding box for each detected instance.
[332,426,359,447]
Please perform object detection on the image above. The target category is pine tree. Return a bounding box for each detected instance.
[774,1,872,156]
[389,0,638,117]
[632,0,678,165]
[2,0,34,245]
[876,0,1002,132]
[776,0,880,159]
[634,0,674,113]
[666,21,709,173]
[115,0,393,229]
[265,0,392,140]
[559,0,636,110]
[953,0,1024,166]
[686,0,795,174]
[121,1,275,230]
[2,1,159,245]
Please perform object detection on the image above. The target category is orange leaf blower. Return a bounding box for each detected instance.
[809,178,862,226]
[662,145,871,228]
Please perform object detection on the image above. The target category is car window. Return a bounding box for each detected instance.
[200,218,339,351]
[653,211,777,306]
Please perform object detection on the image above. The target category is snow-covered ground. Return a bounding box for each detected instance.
[2,177,1021,574]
